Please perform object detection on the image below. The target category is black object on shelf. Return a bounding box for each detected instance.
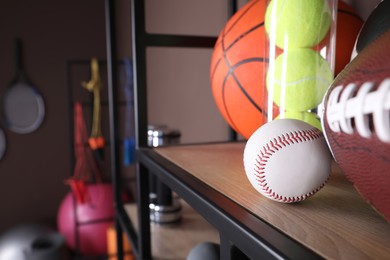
[147,124,182,224]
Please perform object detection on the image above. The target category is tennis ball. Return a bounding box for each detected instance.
[277,111,322,130]
[265,0,331,49]
[266,48,333,111]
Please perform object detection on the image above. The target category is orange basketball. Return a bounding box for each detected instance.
[210,0,274,139]
[210,0,363,139]
[335,1,364,75]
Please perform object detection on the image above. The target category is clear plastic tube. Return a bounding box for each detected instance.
[264,0,338,130]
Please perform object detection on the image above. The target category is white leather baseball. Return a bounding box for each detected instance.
[243,119,332,203]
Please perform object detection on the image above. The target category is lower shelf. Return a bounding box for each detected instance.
[124,198,220,259]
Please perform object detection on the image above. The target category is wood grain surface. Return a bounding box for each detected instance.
[154,142,390,259]
[125,199,219,260]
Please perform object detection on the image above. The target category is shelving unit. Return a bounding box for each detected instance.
[137,143,390,259]
[110,0,232,259]
[110,1,390,259]
[124,199,219,259]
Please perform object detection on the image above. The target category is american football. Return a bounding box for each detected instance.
[322,28,390,222]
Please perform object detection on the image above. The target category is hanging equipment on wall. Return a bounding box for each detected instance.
[2,38,45,134]
[81,58,105,160]
[65,102,102,203]
[58,102,115,255]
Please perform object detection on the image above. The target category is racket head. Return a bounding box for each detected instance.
[2,81,45,134]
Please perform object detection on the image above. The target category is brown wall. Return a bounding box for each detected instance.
[0,0,381,234]
[0,0,110,232]
[0,0,230,233]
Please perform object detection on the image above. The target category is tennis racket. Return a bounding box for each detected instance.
[2,38,45,134]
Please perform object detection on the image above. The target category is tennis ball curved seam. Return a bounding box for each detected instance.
[266,48,333,111]
[272,76,332,88]
[265,0,331,49]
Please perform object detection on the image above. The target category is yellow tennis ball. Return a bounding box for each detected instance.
[266,48,333,111]
[277,111,322,130]
[265,0,331,49]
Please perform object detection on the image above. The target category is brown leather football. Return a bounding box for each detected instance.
[322,29,390,222]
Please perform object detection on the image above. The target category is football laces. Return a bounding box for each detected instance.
[326,78,390,142]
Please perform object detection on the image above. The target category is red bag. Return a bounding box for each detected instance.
[65,102,102,203]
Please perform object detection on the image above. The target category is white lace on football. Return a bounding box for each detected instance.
[326,78,390,143]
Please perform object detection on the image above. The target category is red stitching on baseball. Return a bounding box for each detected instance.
[254,127,326,203]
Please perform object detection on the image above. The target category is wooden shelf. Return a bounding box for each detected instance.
[124,200,219,259]
[150,142,390,259]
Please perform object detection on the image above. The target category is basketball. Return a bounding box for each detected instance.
[210,0,362,139]
[210,0,279,139]
[335,1,364,74]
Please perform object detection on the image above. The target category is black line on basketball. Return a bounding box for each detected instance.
[224,0,258,36]
[210,55,222,82]
[227,57,268,116]
[225,22,264,53]
[211,0,264,80]
[211,21,264,82]
[221,19,268,111]
[338,8,363,21]
[210,0,257,58]
[220,57,268,134]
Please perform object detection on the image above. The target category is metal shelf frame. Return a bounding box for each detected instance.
[110,0,242,259]
[106,1,390,260]
[136,148,322,260]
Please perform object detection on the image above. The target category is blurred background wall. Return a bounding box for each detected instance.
[0,0,382,233]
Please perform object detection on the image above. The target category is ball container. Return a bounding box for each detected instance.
[264,0,338,130]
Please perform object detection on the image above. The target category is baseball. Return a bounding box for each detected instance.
[243,119,332,203]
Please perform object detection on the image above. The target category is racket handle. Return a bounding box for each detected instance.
[15,38,23,71]
[14,38,29,82]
